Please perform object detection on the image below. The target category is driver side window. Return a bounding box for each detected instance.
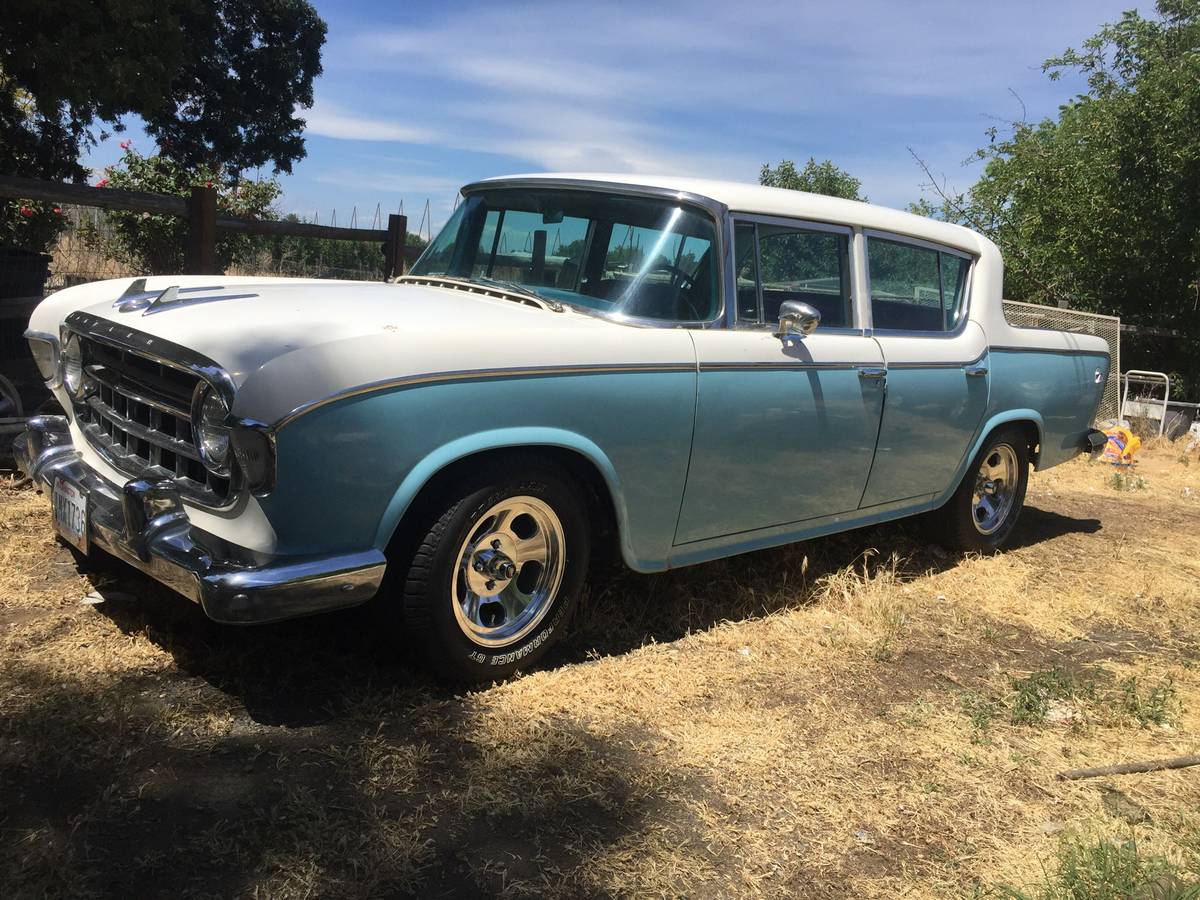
[733,220,852,328]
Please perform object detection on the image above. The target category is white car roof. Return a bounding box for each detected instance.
[475,172,991,257]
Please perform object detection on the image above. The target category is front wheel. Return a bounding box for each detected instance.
[398,462,590,681]
[933,427,1030,552]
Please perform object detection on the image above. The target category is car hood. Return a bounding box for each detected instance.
[35,275,697,425]
[48,276,591,381]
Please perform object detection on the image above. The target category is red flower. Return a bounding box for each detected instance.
[204,180,213,188]
[53,207,62,215]
[119,139,132,150]
[95,178,110,187]
[19,206,34,217]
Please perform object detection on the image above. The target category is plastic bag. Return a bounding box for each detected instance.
[1102,425,1141,465]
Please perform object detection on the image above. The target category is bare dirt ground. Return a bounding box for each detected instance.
[2,444,1198,898]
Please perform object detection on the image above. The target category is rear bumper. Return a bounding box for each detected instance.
[14,416,386,624]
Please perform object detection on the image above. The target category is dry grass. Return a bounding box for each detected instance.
[1,444,1198,897]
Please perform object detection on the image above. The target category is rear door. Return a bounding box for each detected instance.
[859,234,989,507]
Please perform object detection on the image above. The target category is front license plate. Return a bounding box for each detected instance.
[52,480,89,553]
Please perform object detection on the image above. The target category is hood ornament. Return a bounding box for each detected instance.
[112,280,254,315]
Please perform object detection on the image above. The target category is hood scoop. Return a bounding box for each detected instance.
[113,280,258,316]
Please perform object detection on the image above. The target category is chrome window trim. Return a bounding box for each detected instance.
[731,213,854,237]
[862,232,976,338]
[731,324,867,337]
[728,214,857,330]
[457,178,731,330]
[24,329,61,388]
[861,228,973,259]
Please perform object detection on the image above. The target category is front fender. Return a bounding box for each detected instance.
[372,426,634,563]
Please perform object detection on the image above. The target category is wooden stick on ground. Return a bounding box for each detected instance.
[1057,754,1200,781]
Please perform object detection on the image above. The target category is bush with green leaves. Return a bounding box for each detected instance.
[912,0,1200,397]
[85,145,280,274]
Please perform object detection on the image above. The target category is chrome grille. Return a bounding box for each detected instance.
[73,336,232,504]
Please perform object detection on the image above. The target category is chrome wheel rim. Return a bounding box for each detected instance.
[972,443,1019,535]
[452,496,565,648]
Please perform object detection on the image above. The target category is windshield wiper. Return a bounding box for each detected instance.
[399,274,564,312]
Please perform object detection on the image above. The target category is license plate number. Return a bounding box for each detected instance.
[52,480,88,552]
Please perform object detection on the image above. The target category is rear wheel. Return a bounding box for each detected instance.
[933,426,1030,552]
[398,462,590,681]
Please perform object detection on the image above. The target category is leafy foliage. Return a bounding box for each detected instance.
[0,0,326,175]
[760,158,866,201]
[0,77,81,252]
[84,145,280,274]
[911,1,1200,394]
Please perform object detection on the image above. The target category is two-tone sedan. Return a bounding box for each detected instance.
[16,174,1109,680]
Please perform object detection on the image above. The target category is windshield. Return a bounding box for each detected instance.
[411,188,721,323]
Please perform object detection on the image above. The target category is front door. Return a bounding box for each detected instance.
[675,219,886,545]
[858,235,989,506]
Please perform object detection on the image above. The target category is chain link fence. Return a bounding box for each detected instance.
[1002,300,1121,423]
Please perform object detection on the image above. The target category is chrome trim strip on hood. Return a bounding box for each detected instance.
[64,310,237,405]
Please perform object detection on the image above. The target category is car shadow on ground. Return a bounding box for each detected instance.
[81,502,1102,727]
[5,499,1106,895]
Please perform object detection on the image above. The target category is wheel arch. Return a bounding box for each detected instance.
[373,428,630,567]
[934,409,1044,509]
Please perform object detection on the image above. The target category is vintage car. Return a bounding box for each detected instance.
[15,174,1110,680]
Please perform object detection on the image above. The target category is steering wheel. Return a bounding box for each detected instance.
[649,263,696,292]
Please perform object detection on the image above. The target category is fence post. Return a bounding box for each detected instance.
[186,186,219,274]
[384,213,407,279]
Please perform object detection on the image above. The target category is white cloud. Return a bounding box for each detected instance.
[302,101,437,143]
[289,0,1134,215]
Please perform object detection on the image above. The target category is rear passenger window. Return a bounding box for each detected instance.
[868,238,970,331]
[734,221,851,327]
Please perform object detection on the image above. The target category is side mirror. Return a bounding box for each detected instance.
[775,300,821,339]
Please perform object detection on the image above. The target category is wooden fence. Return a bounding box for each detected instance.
[0,174,420,278]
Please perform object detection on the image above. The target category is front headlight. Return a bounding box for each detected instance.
[192,385,232,476]
[61,334,84,397]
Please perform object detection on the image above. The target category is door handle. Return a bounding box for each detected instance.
[964,365,989,377]
[858,367,887,380]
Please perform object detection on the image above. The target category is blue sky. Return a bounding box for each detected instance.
[85,0,1137,233]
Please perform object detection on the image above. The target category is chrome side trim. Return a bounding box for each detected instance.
[698,361,862,372]
[990,344,1110,357]
[273,362,699,431]
[886,351,988,370]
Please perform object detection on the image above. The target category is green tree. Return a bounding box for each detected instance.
[0,0,326,176]
[912,1,1200,394]
[760,158,866,201]
[85,145,280,274]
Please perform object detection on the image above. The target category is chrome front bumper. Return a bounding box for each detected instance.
[14,416,386,624]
